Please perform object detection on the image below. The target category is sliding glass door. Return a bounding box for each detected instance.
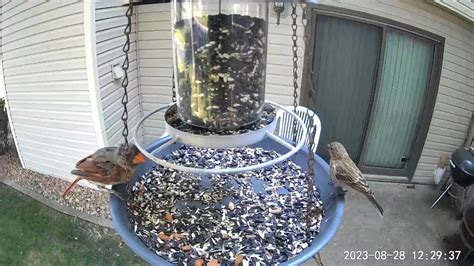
[362,30,435,169]
[303,10,441,178]
[312,15,382,162]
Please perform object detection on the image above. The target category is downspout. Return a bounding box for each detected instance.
[84,0,108,148]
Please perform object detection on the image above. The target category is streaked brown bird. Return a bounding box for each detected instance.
[62,144,146,198]
[328,142,384,217]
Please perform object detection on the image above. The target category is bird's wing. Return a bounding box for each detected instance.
[91,146,117,162]
[74,151,116,177]
[74,147,114,168]
[108,165,131,184]
[71,164,126,185]
[329,162,337,180]
[333,159,372,195]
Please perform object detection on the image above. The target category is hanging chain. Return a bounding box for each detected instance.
[172,69,176,102]
[290,3,299,147]
[301,2,319,240]
[121,0,133,147]
[290,1,317,239]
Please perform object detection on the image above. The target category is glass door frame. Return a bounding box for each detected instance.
[301,4,445,179]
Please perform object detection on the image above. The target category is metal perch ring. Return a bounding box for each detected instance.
[133,100,308,175]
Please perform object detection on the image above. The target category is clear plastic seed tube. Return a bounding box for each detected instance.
[172,0,269,130]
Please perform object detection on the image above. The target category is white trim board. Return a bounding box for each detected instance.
[430,0,474,22]
[0,58,25,167]
[84,0,108,147]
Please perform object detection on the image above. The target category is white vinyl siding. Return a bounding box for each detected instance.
[136,3,304,144]
[1,1,98,181]
[0,5,3,98]
[266,7,304,107]
[135,1,472,183]
[0,4,1,39]
[137,3,172,144]
[317,0,473,183]
[431,0,473,22]
[0,0,470,185]
[95,2,141,147]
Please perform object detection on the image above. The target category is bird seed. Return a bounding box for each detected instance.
[173,14,267,131]
[165,104,275,136]
[128,146,324,265]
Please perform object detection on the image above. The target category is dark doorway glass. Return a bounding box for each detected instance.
[311,15,382,162]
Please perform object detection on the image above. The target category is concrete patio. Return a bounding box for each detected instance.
[304,182,462,266]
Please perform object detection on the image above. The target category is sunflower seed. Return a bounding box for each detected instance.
[127,145,324,265]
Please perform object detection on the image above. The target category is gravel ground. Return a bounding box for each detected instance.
[1,149,110,219]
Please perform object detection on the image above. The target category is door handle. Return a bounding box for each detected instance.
[401,156,408,168]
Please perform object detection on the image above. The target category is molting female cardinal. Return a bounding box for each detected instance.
[328,142,384,217]
[61,144,146,198]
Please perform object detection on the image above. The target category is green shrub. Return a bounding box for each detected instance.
[0,98,8,154]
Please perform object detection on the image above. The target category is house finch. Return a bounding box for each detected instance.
[61,144,146,198]
[327,142,384,217]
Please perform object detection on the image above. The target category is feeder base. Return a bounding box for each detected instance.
[110,137,345,265]
[164,103,277,149]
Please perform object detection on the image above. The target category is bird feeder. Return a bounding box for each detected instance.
[136,0,308,174]
[172,0,269,131]
[110,1,345,265]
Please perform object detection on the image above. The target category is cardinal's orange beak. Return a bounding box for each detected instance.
[133,153,146,164]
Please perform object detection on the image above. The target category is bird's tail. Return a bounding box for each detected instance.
[61,176,83,198]
[366,193,384,217]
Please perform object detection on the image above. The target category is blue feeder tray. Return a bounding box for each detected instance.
[110,137,345,265]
